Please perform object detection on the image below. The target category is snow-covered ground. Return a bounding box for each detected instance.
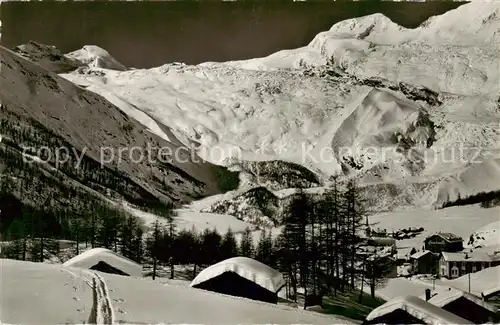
[0,259,356,324]
[372,277,437,301]
[465,219,500,250]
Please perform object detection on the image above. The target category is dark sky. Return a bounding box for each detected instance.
[1,1,465,68]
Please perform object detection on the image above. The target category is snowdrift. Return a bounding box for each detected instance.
[66,45,127,71]
[63,248,142,277]
[365,295,469,325]
[190,256,285,293]
[1,259,353,325]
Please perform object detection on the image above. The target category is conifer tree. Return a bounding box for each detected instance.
[239,226,254,258]
[255,228,274,267]
[200,228,222,265]
[146,219,162,280]
[220,227,238,260]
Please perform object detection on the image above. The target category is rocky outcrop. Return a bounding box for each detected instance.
[12,41,83,73]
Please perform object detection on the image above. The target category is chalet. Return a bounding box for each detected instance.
[63,248,142,277]
[439,251,500,279]
[363,295,469,325]
[190,257,285,304]
[424,232,463,253]
[410,250,439,275]
[424,289,498,324]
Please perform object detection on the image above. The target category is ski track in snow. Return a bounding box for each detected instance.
[61,267,115,324]
[89,272,115,325]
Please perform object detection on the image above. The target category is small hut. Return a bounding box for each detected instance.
[63,248,142,277]
[363,295,469,325]
[425,289,498,324]
[190,257,285,304]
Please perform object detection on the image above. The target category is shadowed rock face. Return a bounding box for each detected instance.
[12,41,84,73]
[1,2,465,68]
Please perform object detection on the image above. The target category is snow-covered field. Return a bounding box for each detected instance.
[371,204,500,251]
[0,259,355,325]
[465,219,500,250]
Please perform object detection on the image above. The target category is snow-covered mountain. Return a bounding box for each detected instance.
[1,3,500,324]
[0,43,234,218]
[56,1,499,213]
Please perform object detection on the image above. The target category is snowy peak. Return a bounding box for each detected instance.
[227,2,500,96]
[66,45,127,71]
[417,2,500,45]
[317,13,408,44]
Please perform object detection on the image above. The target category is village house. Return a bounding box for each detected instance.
[424,232,463,253]
[439,251,500,279]
[410,250,439,275]
[190,257,285,304]
[424,288,498,324]
[363,295,469,325]
[63,247,143,277]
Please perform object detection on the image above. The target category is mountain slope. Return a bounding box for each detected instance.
[4,2,496,221]
[0,45,233,212]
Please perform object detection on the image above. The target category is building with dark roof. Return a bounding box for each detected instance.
[363,295,469,325]
[425,289,498,324]
[190,257,285,304]
[424,232,463,253]
[410,250,439,274]
[439,251,500,279]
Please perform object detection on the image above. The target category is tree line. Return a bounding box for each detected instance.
[1,172,392,302]
[141,179,393,302]
[274,179,393,302]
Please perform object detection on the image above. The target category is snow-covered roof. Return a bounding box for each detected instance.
[427,232,463,243]
[425,289,497,313]
[365,295,469,325]
[410,250,433,260]
[190,257,285,293]
[367,236,396,246]
[63,248,142,277]
[448,265,500,298]
[441,251,497,262]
